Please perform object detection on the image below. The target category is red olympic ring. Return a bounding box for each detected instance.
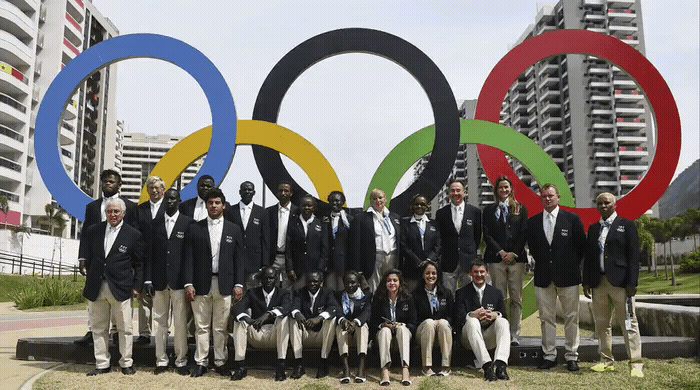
[474,29,681,228]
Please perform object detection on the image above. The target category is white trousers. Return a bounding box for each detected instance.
[368,251,397,292]
[137,293,152,337]
[152,287,188,367]
[233,316,289,361]
[489,262,525,340]
[290,318,336,359]
[535,283,580,362]
[417,319,452,368]
[191,277,231,367]
[592,277,643,369]
[376,325,411,368]
[89,281,133,369]
[461,316,510,369]
[336,322,369,356]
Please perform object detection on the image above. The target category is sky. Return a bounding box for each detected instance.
[89,0,699,209]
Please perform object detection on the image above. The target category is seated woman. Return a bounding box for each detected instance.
[335,271,372,384]
[370,269,417,386]
[413,261,453,376]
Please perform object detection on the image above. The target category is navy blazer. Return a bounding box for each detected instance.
[334,290,372,325]
[183,218,244,295]
[482,203,528,263]
[370,294,417,335]
[148,213,194,290]
[286,216,329,274]
[399,217,441,279]
[324,212,354,273]
[349,210,402,277]
[234,286,291,319]
[583,216,640,289]
[266,203,300,262]
[81,222,145,302]
[526,208,586,288]
[292,286,339,319]
[413,286,453,325]
[435,203,482,273]
[454,283,507,330]
[229,203,270,275]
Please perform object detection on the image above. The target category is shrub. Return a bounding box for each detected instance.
[678,251,700,273]
[11,277,86,309]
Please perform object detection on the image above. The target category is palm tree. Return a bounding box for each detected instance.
[646,218,666,278]
[635,215,656,273]
[37,203,68,270]
[665,216,682,286]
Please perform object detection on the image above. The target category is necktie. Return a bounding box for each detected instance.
[166,218,172,238]
[241,207,249,230]
[598,221,611,268]
[546,213,555,245]
[390,299,397,322]
[453,207,462,233]
[500,204,508,224]
[383,215,392,234]
[429,292,439,314]
[332,214,339,238]
[342,292,351,315]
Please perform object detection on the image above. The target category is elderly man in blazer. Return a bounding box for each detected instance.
[183,188,244,378]
[349,188,402,292]
[286,195,329,290]
[267,182,299,288]
[455,261,510,381]
[289,271,339,379]
[435,180,482,294]
[526,183,586,372]
[583,192,643,378]
[232,266,291,381]
[230,181,270,284]
[80,198,145,376]
[148,189,194,375]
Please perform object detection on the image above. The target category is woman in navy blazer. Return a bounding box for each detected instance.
[370,269,416,386]
[413,260,453,376]
[482,175,528,345]
[400,194,441,293]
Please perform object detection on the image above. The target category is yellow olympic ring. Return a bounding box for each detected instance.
[140,120,343,204]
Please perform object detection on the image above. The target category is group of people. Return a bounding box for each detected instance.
[76,169,644,384]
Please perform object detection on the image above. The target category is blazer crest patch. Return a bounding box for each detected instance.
[118,245,127,253]
[315,225,322,232]
[401,303,409,311]
[393,218,400,225]
[225,235,233,243]
[485,303,495,311]
[429,226,437,232]
[176,231,185,239]
[616,226,625,233]
[560,229,569,237]
[252,218,260,225]
[466,219,473,226]
[439,298,447,306]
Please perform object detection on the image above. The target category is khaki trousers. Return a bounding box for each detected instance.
[137,293,152,337]
[90,281,133,369]
[233,316,289,361]
[272,253,290,289]
[461,316,510,368]
[592,277,643,369]
[368,251,397,292]
[535,283,580,362]
[417,319,452,368]
[336,322,369,355]
[191,277,231,367]
[489,262,525,340]
[152,287,188,367]
[290,318,336,359]
[376,325,412,368]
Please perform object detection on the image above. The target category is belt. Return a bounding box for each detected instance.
[212,273,219,276]
[276,251,285,255]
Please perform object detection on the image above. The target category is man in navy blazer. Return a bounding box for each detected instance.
[289,271,339,379]
[526,183,586,372]
[286,195,329,290]
[183,188,244,378]
[232,266,291,381]
[323,191,354,291]
[583,193,643,377]
[454,261,510,381]
[230,181,270,283]
[179,175,235,222]
[76,169,137,346]
[80,198,144,376]
[267,182,299,288]
[435,180,482,294]
[148,189,194,375]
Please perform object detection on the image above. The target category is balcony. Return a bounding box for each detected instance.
[0,189,20,203]
[543,143,563,153]
[589,80,612,88]
[593,137,615,144]
[613,79,637,88]
[595,165,617,172]
[618,136,647,144]
[0,155,22,181]
[0,61,29,95]
[0,92,26,117]
[608,23,637,33]
[614,89,644,102]
[527,113,538,125]
[537,64,559,78]
[540,101,561,114]
[615,106,645,116]
[0,30,32,67]
[594,151,616,158]
[619,146,648,156]
[63,99,77,120]
[620,163,648,172]
[527,128,538,138]
[584,11,606,21]
[541,114,561,127]
[541,129,562,141]
[596,180,619,187]
[615,117,645,128]
[540,88,560,100]
[63,37,80,59]
[591,107,614,116]
[608,9,636,19]
[0,1,35,41]
[0,123,23,143]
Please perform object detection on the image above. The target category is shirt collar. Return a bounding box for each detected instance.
[103,193,119,200]
[472,282,486,294]
[544,205,559,219]
[263,287,276,298]
[279,203,290,212]
[600,211,617,225]
[107,220,123,231]
[207,216,223,225]
[451,202,464,211]
[347,288,364,299]
[196,196,205,205]
[369,206,388,218]
[239,201,253,211]
[301,214,315,224]
[150,198,163,207]
[308,288,320,301]
[425,285,437,294]
[411,214,429,223]
[166,210,179,221]
[498,200,509,208]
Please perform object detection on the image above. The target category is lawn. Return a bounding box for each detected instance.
[636,270,700,294]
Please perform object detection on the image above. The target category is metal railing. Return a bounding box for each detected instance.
[0,249,79,279]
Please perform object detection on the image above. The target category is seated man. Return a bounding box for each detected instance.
[289,271,338,379]
[335,271,372,384]
[455,261,510,381]
[232,266,291,381]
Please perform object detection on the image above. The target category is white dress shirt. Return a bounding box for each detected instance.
[276,204,291,251]
[193,197,207,221]
[207,216,224,273]
[451,202,464,233]
[104,220,123,255]
[165,211,179,239]
[239,201,253,230]
[150,198,163,219]
[291,288,330,319]
[411,214,429,249]
[543,206,559,245]
[370,207,396,254]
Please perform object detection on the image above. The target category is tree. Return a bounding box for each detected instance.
[646,217,666,278]
[636,215,656,273]
[681,208,699,249]
[36,203,68,271]
[665,216,683,286]
[0,195,8,229]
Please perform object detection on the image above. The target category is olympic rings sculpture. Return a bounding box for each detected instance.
[35,29,680,228]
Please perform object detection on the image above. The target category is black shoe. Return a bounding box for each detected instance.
[176,366,190,376]
[483,362,497,381]
[567,360,580,372]
[231,366,247,381]
[134,335,150,345]
[538,359,557,369]
[215,365,231,377]
[275,361,286,381]
[191,365,207,377]
[291,364,305,379]
[495,360,510,380]
[75,331,94,345]
[153,366,169,375]
[121,367,136,375]
[87,367,110,376]
[316,359,329,378]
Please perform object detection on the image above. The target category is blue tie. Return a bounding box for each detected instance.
[429,292,439,314]
[342,292,351,315]
[500,204,508,224]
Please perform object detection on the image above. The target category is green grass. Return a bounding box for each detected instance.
[0,274,86,303]
[2,275,87,309]
[636,270,700,294]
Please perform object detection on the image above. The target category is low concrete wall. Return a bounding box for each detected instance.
[575,294,699,339]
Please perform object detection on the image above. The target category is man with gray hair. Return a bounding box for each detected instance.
[80,197,145,375]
